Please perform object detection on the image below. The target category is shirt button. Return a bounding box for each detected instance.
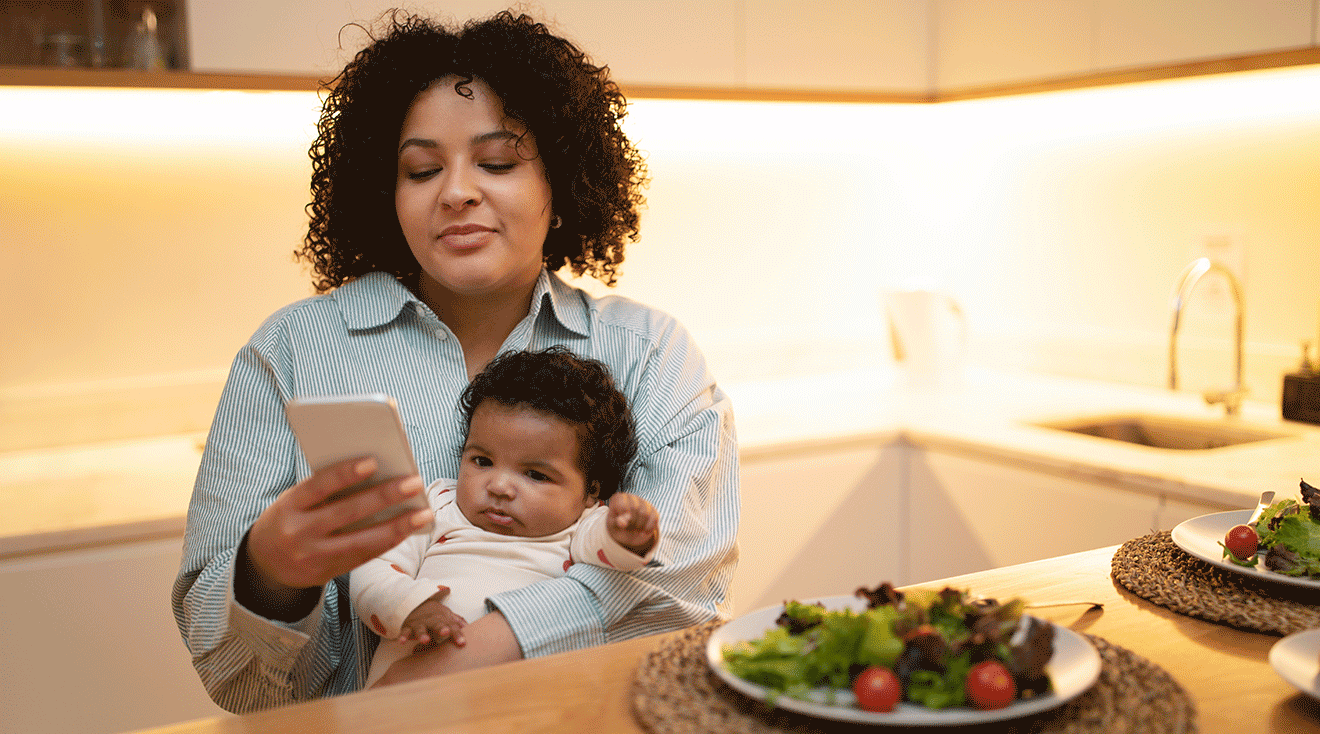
[433,329,447,340]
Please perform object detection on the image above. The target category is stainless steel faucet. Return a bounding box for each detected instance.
[1168,257,1246,416]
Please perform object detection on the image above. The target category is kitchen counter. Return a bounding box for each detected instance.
[124,545,1320,734]
[4,366,1319,557]
[730,366,1320,509]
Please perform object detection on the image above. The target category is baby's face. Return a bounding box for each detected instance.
[456,401,593,537]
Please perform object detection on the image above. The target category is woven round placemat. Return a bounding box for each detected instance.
[631,621,1194,734]
[1111,531,1320,636]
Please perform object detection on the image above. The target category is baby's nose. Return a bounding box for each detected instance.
[487,473,516,497]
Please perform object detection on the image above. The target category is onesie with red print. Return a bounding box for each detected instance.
[349,478,654,686]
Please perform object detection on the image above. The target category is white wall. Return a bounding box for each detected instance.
[2,64,1319,451]
[591,66,1320,399]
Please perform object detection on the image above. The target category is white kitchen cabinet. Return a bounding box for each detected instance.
[905,448,1167,583]
[736,436,1240,609]
[935,0,1095,91]
[1158,492,1237,530]
[188,0,748,81]
[187,0,930,93]
[733,440,905,615]
[0,537,223,734]
[743,1,929,94]
[1091,0,1314,72]
[935,0,1315,91]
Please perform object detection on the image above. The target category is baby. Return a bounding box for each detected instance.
[350,346,660,687]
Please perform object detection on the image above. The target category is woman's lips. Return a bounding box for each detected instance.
[438,224,494,250]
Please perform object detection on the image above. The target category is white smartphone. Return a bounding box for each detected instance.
[284,393,433,535]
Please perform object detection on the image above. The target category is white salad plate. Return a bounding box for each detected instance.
[1170,509,1320,589]
[1269,629,1320,700]
[706,595,1103,726]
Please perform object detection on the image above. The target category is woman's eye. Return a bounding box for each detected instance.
[526,470,550,482]
[480,162,516,173]
[406,168,440,181]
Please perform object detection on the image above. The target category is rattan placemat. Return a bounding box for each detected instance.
[631,620,1194,734]
[1111,531,1320,636]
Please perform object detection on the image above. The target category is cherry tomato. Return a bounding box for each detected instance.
[853,666,902,713]
[966,660,1016,710]
[1224,524,1259,560]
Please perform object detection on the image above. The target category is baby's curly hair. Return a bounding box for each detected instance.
[299,10,648,292]
[458,346,637,501]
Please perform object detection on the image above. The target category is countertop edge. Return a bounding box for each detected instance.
[0,516,185,560]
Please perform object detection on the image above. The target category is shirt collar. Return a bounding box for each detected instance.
[331,272,422,330]
[331,270,591,338]
[537,269,591,338]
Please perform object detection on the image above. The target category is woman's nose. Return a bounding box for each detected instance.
[440,166,480,210]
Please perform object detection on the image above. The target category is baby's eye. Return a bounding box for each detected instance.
[471,455,493,467]
[526,470,550,482]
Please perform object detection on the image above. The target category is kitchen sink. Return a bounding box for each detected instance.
[1032,413,1295,450]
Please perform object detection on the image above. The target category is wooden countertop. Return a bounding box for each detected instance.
[130,546,1320,734]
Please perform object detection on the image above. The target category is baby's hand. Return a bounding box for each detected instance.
[607,493,659,556]
[398,592,467,649]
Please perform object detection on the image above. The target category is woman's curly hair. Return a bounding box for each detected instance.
[458,346,638,501]
[299,10,648,292]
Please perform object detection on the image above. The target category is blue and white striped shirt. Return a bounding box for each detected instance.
[171,269,740,713]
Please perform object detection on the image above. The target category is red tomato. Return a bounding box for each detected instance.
[966,660,1016,710]
[1224,524,1259,560]
[853,666,902,713]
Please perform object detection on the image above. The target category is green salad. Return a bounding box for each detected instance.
[1223,479,1320,577]
[720,584,1054,712]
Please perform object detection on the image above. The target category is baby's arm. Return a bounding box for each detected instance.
[398,592,467,647]
[606,493,659,556]
[570,494,659,572]
[350,482,461,641]
[350,531,435,637]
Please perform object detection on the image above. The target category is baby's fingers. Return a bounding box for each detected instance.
[618,507,656,533]
[613,507,634,529]
[398,629,432,645]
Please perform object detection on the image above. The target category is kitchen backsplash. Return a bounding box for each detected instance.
[2,63,1318,451]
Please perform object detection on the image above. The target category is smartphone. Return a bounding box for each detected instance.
[284,393,433,535]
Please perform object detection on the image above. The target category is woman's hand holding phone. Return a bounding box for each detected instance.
[238,457,433,620]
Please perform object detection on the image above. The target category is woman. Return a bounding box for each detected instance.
[172,11,739,713]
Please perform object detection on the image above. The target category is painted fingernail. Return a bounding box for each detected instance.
[355,458,376,475]
[410,509,431,528]
[401,476,424,494]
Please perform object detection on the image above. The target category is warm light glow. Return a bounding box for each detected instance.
[939,63,1320,139]
[0,86,323,150]
[4,61,1319,153]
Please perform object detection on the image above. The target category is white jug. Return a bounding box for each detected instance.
[886,289,967,388]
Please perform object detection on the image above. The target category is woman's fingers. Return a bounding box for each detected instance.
[315,474,425,536]
[312,506,432,567]
[294,456,379,510]
[246,467,431,590]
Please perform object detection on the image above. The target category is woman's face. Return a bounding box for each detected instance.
[395,76,553,305]
[456,400,594,538]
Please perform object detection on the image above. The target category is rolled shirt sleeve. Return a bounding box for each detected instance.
[171,334,359,712]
